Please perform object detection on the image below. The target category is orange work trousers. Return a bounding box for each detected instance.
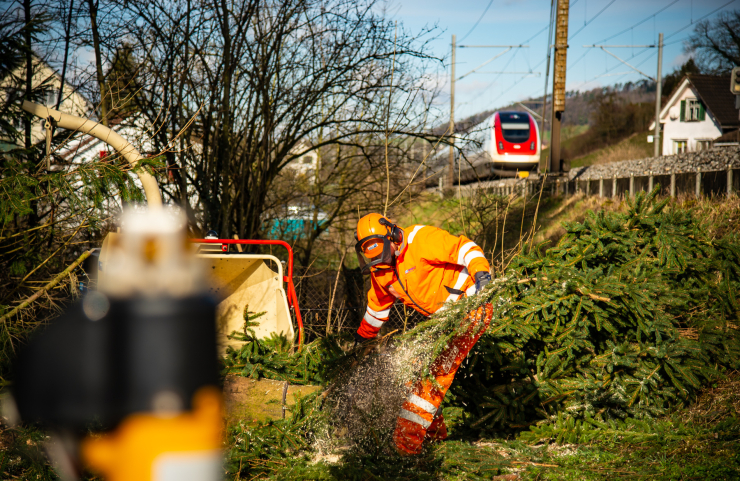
[393,303,493,455]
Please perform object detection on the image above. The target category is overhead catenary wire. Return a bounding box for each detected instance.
[569,0,618,40]
[664,0,737,40]
[457,19,554,109]
[458,47,530,81]
[572,47,655,89]
[661,0,738,46]
[458,0,495,43]
[594,0,679,44]
[454,0,594,114]
[595,48,660,88]
[566,0,737,93]
[474,0,736,121]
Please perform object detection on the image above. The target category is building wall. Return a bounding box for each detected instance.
[1,59,90,145]
[660,84,722,156]
[285,148,318,175]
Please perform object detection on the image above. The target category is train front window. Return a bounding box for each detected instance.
[499,113,530,143]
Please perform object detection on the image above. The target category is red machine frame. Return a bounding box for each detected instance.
[191,238,304,348]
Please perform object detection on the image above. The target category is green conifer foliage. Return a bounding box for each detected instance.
[404,188,740,433]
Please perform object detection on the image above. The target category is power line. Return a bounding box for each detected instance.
[572,47,655,89]
[602,50,660,86]
[472,0,738,117]
[457,21,553,108]
[568,48,591,70]
[569,0,617,40]
[457,1,577,112]
[652,0,739,48]
[567,0,736,92]
[594,0,679,44]
[458,0,495,43]
[488,55,550,106]
[523,23,551,44]
[457,52,519,108]
[664,0,737,40]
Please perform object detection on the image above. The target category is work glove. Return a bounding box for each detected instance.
[473,271,492,294]
[353,331,371,349]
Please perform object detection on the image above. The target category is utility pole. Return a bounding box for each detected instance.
[549,0,569,174]
[653,33,663,158]
[540,0,557,173]
[448,34,456,190]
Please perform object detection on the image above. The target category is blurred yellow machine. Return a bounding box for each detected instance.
[14,209,225,481]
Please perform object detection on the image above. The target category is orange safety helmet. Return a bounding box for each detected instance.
[355,214,404,273]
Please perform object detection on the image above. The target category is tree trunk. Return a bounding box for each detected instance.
[23,0,32,150]
[87,0,108,127]
[56,0,74,110]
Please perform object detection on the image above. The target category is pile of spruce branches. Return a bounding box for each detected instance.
[402,188,740,434]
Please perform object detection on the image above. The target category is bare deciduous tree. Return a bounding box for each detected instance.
[105,0,444,255]
[686,10,740,74]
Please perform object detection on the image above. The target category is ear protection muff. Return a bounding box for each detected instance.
[378,218,403,244]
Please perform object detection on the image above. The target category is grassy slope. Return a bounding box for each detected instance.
[570,130,655,168]
[541,129,658,169]
[540,125,592,166]
[399,191,615,261]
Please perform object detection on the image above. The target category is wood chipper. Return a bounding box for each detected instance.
[191,238,303,350]
[98,235,305,353]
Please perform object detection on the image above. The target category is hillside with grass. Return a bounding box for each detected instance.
[569,131,656,168]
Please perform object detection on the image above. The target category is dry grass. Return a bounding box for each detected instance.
[570,131,653,168]
[679,371,740,427]
[530,194,618,248]
[591,137,650,165]
[678,195,740,238]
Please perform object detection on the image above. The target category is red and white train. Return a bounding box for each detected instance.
[426,110,542,185]
[488,110,541,176]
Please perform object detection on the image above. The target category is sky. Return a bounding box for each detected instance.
[387,0,737,120]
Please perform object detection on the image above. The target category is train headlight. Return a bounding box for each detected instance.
[530,141,535,151]
[498,141,503,151]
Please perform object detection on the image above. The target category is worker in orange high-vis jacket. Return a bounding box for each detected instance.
[353,213,493,455]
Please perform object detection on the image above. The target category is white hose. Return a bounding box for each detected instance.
[21,100,162,207]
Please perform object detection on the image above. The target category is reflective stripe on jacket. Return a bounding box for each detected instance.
[357,225,490,338]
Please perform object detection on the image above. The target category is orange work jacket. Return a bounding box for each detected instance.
[357,224,490,339]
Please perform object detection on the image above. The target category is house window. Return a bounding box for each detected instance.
[674,140,687,154]
[44,89,59,106]
[696,140,712,151]
[681,98,705,122]
[302,156,313,164]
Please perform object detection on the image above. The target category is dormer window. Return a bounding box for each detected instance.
[680,98,705,122]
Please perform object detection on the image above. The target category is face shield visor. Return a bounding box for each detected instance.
[355,234,396,274]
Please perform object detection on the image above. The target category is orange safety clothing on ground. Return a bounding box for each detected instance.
[356,224,490,339]
[393,303,492,455]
